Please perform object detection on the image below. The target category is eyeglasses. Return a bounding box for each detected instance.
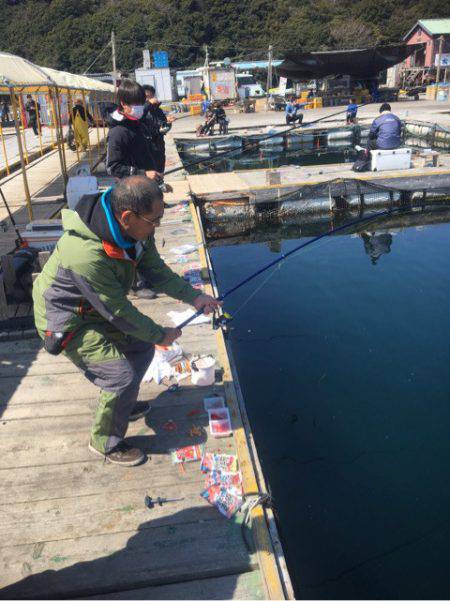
[134,212,161,226]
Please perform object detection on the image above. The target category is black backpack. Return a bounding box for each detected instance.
[352,150,371,172]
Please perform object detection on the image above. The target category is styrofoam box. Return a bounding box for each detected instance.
[370,148,412,172]
[66,176,98,210]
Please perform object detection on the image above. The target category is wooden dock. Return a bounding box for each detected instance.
[0,163,291,598]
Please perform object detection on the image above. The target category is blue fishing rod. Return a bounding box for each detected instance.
[178,202,408,329]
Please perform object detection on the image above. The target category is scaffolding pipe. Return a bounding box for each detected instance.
[49,88,68,185]
[81,89,92,168]
[0,122,10,175]
[54,87,68,182]
[34,92,44,156]
[9,89,33,220]
[17,94,30,165]
[67,89,80,162]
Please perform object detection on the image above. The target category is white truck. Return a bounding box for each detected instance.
[236,72,265,98]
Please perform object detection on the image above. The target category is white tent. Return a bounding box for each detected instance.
[0,52,53,89]
[0,51,114,92]
[40,67,114,93]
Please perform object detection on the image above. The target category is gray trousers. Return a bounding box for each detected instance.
[64,324,155,452]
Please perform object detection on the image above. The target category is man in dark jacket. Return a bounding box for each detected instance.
[25,94,40,135]
[368,103,402,150]
[33,176,220,467]
[106,79,160,180]
[142,85,172,173]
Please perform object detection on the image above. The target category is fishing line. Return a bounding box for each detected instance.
[179,203,418,329]
[166,101,372,177]
[229,228,335,320]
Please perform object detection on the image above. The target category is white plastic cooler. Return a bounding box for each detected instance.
[370,148,412,172]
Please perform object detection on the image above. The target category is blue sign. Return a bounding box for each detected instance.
[153,51,169,68]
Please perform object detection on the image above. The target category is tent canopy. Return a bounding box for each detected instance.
[0,51,114,92]
[277,44,424,81]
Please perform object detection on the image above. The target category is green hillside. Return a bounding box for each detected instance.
[0,0,448,73]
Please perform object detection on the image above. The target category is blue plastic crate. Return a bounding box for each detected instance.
[153,51,169,68]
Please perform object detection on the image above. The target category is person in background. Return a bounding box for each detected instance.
[106,79,160,180]
[197,103,216,136]
[142,85,173,174]
[69,97,94,152]
[285,96,303,126]
[201,98,211,116]
[367,103,402,151]
[1,100,10,125]
[213,102,229,135]
[346,100,358,124]
[106,79,161,300]
[33,176,221,467]
[25,94,40,135]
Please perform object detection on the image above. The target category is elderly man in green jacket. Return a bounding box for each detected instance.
[33,176,220,466]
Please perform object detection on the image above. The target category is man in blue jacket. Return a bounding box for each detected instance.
[285,97,304,125]
[368,103,402,150]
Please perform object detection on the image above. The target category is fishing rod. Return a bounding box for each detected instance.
[0,185,24,247]
[178,202,409,329]
[165,101,372,177]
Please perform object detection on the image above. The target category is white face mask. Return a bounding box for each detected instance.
[129,104,145,119]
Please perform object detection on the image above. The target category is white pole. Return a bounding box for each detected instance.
[435,35,444,99]
[111,30,117,92]
[266,45,273,109]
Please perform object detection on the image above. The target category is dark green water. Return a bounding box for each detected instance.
[209,217,450,599]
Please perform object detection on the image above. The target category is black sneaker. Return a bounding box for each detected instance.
[89,440,145,467]
[129,401,151,422]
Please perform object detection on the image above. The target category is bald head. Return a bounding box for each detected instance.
[110,176,163,215]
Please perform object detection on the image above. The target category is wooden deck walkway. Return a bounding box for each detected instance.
[0,196,286,598]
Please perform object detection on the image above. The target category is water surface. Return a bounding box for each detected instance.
[210,216,450,599]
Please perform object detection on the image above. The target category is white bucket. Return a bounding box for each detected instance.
[191,356,216,386]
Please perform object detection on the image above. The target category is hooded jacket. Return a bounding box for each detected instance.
[142,102,171,145]
[106,110,156,178]
[33,190,201,344]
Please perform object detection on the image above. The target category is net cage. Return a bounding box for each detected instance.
[200,178,450,240]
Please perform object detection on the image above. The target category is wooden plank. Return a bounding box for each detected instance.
[0,452,203,505]
[0,485,218,547]
[84,571,266,600]
[0,401,229,469]
[0,369,220,405]
[0,516,256,599]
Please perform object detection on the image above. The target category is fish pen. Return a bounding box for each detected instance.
[197,175,450,599]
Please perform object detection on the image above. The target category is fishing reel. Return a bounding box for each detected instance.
[213,311,233,333]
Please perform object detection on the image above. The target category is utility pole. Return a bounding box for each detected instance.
[111,30,117,92]
[435,35,444,99]
[204,44,210,100]
[266,45,273,109]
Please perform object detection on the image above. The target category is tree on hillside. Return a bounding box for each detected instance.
[330,19,374,49]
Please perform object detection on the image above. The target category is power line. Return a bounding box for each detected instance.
[82,40,111,74]
[114,37,300,52]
